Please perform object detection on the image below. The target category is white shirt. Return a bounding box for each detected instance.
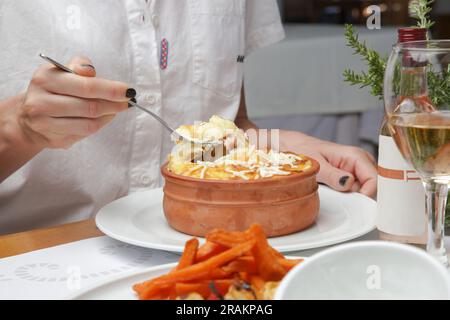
[0,0,284,234]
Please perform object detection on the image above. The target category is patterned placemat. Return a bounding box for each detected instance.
[0,236,178,300]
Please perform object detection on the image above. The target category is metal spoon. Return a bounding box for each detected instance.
[38,53,222,150]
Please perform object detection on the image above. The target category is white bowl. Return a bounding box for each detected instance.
[275,241,450,300]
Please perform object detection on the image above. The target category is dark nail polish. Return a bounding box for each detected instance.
[81,64,95,70]
[128,98,137,108]
[126,88,137,98]
[339,176,350,186]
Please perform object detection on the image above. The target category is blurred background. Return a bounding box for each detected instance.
[245,0,450,157]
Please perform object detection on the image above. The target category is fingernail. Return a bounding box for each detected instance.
[126,88,137,98]
[339,176,350,186]
[128,98,137,108]
[81,64,95,70]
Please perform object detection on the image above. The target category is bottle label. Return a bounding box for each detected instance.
[377,135,426,236]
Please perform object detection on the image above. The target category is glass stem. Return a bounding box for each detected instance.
[424,179,449,267]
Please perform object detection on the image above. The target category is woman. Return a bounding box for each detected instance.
[0,0,377,234]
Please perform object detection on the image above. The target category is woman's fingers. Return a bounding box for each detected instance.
[351,181,361,193]
[279,131,378,197]
[316,157,356,192]
[41,94,128,118]
[67,56,97,77]
[323,146,378,198]
[30,114,116,137]
[351,152,377,198]
[360,178,377,198]
[365,150,377,165]
[43,56,96,78]
[19,56,132,150]
[34,64,132,102]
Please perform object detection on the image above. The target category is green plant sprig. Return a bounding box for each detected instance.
[427,65,450,108]
[343,0,437,99]
[343,24,387,100]
[447,198,450,229]
[409,0,435,29]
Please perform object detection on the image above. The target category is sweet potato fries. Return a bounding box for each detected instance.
[133,224,303,300]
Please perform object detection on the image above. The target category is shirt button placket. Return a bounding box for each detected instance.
[127,0,163,192]
[151,14,159,28]
[145,94,156,105]
[141,174,151,185]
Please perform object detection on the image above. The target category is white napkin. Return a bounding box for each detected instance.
[0,236,179,300]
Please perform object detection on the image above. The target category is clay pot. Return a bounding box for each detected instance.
[161,157,320,237]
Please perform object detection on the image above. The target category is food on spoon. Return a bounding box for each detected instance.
[168,115,313,180]
[170,115,248,163]
[132,224,303,300]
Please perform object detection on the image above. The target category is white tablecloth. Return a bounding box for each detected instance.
[244,24,397,118]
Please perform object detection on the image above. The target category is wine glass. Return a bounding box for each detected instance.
[384,40,450,266]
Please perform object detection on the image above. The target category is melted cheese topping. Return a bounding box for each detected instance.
[168,116,312,180]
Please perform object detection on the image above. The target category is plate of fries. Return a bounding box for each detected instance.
[96,185,376,253]
[69,225,305,300]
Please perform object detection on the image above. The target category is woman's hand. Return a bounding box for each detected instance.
[280,130,377,198]
[17,56,134,149]
[0,56,135,182]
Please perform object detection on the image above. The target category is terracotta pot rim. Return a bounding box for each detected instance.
[161,155,320,185]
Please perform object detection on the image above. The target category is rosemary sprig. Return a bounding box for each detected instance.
[448,198,450,228]
[427,65,450,109]
[446,195,450,230]
[409,0,435,29]
[343,24,387,100]
[343,0,437,98]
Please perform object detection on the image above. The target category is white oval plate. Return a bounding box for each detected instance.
[66,263,177,300]
[96,185,376,253]
[68,256,307,300]
[68,263,176,300]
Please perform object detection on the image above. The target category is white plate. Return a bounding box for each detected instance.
[96,185,376,253]
[68,263,176,300]
[69,256,306,300]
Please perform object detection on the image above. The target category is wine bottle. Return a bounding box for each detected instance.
[377,27,428,245]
